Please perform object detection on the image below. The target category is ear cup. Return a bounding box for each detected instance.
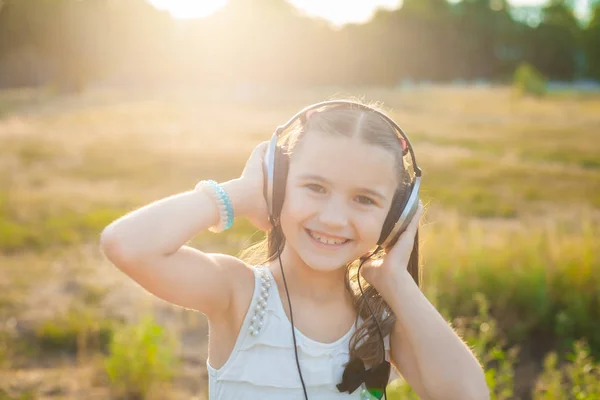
[263,134,278,219]
[377,184,415,247]
[262,156,271,217]
[272,145,290,222]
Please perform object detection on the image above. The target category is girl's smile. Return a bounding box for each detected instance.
[304,227,353,248]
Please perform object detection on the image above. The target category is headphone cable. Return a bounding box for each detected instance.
[276,248,310,400]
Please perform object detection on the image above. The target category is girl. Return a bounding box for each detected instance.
[100,101,489,400]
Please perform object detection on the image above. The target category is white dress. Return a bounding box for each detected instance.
[206,265,393,400]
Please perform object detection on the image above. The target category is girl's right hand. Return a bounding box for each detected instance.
[224,141,272,232]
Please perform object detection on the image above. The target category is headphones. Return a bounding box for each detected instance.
[261,100,422,399]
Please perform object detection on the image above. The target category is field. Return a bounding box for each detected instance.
[0,84,599,399]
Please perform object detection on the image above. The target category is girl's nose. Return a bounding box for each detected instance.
[317,197,348,228]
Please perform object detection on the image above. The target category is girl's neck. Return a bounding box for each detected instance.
[268,246,351,305]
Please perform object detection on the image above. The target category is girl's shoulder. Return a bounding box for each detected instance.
[226,259,263,326]
[209,254,256,310]
[205,258,262,370]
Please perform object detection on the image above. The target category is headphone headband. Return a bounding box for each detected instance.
[264,100,422,247]
[274,100,421,178]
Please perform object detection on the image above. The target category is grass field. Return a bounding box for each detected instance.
[0,84,599,399]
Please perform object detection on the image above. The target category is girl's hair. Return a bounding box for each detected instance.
[240,100,421,367]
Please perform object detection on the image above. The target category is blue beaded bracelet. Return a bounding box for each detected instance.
[195,180,234,232]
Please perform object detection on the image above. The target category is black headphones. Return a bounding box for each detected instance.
[262,100,422,399]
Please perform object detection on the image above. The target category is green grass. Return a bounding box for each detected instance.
[0,85,598,398]
[0,389,37,400]
[0,203,129,253]
[424,214,600,350]
[34,308,115,355]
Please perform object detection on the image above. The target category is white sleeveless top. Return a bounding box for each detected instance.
[206,265,393,400]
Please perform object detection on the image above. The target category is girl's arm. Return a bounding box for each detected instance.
[384,270,490,400]
[100,143,269,318]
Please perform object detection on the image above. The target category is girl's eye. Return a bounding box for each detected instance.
[306,183,326,194]
[355,195,375,206]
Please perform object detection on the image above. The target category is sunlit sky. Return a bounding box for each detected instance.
[147,0,590,26]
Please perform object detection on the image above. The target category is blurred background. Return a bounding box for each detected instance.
[0,0,599,90]
[0,0,599,399]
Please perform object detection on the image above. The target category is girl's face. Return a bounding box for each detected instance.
[280,132,399,272]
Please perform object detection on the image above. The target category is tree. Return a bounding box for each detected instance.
[531,0,582,80]
[584,1,600,79]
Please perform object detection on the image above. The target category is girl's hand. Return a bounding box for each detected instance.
[225,141,271,232]
[360,201,424,292]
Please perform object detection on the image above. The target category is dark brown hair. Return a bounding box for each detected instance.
[240,100,421,367]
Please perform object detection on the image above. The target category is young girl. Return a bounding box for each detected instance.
[100,101,489,400]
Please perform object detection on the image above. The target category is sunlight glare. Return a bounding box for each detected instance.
[288,0,402,26]
[147,0,228,19]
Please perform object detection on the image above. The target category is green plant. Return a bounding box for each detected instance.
[533,340,600,399]
[513,63,547,97]
[454,293,517,400]
[104,316,179,399]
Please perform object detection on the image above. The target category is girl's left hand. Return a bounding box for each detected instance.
[359,201,424,292]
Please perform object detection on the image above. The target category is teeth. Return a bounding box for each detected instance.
[309,230,347,245]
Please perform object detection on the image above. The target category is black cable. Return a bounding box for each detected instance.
[357,245,388,400]
[277,248,310,400]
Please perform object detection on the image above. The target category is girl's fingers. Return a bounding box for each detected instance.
[243,141,270,174]
[252,141,269,159]
[258,140,270,151]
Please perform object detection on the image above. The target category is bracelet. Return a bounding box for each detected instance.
[195,180,234,232]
